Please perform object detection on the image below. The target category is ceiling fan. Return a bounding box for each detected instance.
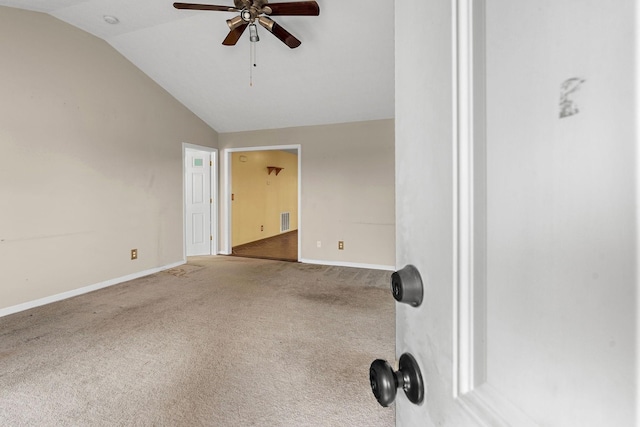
[173,0,320,49]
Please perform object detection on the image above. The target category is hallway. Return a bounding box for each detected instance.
[232,230,298,262]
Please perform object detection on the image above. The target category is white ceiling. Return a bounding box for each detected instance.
[1,0,395,133]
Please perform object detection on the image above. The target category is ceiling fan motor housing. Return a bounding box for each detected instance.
[235,0,271,22]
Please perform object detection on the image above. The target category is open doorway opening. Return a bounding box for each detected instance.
[224,146,301,262]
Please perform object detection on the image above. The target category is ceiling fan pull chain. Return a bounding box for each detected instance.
[249,24,258,86]
[250,40,257,86]
[252,37,257,68]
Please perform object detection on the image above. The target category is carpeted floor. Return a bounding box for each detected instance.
[0,256,395,426]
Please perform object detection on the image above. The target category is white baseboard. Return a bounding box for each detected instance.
[300,258,395,271]
[0,260,186,319]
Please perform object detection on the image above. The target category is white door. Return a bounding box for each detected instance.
[394,1,637,426]
[185,148,214,256]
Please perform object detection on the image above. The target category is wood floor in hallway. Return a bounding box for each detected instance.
[232,230,298,262]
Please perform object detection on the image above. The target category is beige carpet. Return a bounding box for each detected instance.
[0,256,395,426]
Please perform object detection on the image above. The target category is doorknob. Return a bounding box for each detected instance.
[391,264,423,307]
[369,353,424,407]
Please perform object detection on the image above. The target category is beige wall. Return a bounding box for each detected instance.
[232,150,298,246]
[0,7,218,310]
[219,120,395,268]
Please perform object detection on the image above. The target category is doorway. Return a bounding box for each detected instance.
[223,146,301,262]
[183,144,218,257]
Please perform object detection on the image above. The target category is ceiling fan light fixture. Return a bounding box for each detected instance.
[257,15,274,32]
[174,0,319,49]
[227,16,244,30]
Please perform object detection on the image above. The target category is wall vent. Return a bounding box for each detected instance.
[280,212,290,233]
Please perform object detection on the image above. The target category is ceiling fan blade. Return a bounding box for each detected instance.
[263,1,320,16]
[222,23,248,45]
[258,16,301,48]
[173,2,239,12]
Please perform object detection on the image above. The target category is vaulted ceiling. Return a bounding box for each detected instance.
[0,0,394,133]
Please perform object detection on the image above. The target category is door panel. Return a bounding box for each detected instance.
[185,149,212,256]
[394,1,637,426]
[191,212,205,244]
[483,1,636,425]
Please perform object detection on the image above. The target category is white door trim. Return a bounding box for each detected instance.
[222,145,302,260]
[183,143,218,257]
[453,0,485,398]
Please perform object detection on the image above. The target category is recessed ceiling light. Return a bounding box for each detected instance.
[103,15,119,25]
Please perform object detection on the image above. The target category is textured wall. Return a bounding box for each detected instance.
[0,7,218,310]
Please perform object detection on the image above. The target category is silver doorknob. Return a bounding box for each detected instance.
[391,265,423,307]
[369,353,424,407]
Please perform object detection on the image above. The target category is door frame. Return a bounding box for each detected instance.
[221,145,302,261]
[183,143,218,257]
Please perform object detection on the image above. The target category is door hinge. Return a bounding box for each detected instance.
[210,160,213,166]
[210,235,213,241]
[210,198,213,204]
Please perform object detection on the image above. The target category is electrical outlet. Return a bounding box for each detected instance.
[338,241,344,250]
[317,241,322,248]
[131,249,138,260]
[261,225,264,231]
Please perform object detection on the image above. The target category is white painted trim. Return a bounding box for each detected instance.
[225,145,303,152]
[635,4,640,420]
[0,261,186,319]
[452,0,462,399]
[457,384,539,427]
[182,142,217,151]
[296,145,302,261]
[300,258,395,272]
[453,0,476,398]
[223,145,302,260]
[211,149,219,255]
[453,1,540,425]
[454,0,490,398]
[222,149,231,254]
